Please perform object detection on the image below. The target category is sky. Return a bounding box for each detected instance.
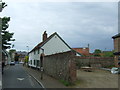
[0,0,118,53]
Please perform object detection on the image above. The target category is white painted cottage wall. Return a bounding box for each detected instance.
[29,34,71,67]
[41,35,71,55]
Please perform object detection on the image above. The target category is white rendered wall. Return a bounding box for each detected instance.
[29,34,71,67]
[41,34,71,55]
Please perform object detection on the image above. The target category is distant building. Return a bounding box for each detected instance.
[112,33,120,67]
[16,51,27,62]
[72,47,90,56]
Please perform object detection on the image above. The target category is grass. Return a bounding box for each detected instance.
[59,80,71,86]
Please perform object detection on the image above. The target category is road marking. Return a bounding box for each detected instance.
[0,81,2,86]
[17,78,25,81]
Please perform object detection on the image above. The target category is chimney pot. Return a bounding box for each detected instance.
[43,31,47,42]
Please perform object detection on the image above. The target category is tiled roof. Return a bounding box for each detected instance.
[72,48,90,56]
[112,33,120,39]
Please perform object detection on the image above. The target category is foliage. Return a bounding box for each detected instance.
[25,56,29,63]
[2,17,15,49]
[1,2,15,50]
[59,80,71,86]
[9,49,16,59]
[94,49,102,57]
[102,51,114,57]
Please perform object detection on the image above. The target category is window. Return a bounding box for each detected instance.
[34,60,35,65]
[37,60,40,66]
[38,49,39,54]
[30,60,32,65]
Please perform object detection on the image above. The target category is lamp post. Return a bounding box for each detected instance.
[40,48,44,80]
[26,46,29,53]
[26,46,29,66]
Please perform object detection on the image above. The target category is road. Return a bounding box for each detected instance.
[2,64,43,89]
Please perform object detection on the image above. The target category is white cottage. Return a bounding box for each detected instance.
[28,31,81,68]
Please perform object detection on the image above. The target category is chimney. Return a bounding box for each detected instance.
[43,31,47,42]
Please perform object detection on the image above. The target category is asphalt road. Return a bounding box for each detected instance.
[2,64,43,89]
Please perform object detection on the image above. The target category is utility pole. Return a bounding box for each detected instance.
[40,48,44,80]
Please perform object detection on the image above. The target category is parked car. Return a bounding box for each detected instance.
[10,61,15,65]
[111,67,118,74]
[19,61,24,64]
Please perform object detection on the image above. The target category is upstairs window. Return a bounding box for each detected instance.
[38,49,39,54]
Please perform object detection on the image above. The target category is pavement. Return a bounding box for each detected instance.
[3,64,42,88]
[24,65,67,88]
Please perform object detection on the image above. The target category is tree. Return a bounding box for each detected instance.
[94,49,102,57]
[25,56,29,63]
[1,2,15,50]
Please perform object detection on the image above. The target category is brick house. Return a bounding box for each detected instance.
[112,33,120,67]
[72,47,90,56]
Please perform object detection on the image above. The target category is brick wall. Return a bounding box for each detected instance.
[43,51,76,83]
[113,37,120,67]
[75,56,114,68]
[114,37,120,52]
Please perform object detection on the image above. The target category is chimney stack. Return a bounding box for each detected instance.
[43,31,47,42]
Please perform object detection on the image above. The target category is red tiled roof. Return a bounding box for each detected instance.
[72,48,90,56]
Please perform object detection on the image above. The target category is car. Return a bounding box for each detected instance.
[19,62,24,64]
[111,67,118,74]
[10,61,15,65]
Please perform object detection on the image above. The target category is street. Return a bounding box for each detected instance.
[2,64,43,89]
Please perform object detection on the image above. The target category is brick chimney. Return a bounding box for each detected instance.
[43,31,47,42]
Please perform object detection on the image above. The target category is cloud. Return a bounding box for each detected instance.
[0,2,118,52]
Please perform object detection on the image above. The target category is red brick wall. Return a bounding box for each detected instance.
[75,56,114,68]
[113,37,120,67]
[114,37,120,52]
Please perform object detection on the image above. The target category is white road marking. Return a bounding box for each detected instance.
[17,78,25,81]
[0,81,2,86]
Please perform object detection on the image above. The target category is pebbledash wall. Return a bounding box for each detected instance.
[43,51,76,83]
[75,56,114,68]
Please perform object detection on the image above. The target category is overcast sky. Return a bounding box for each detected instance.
[0,0,118,53]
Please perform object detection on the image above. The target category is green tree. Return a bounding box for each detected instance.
[25,56,29,63]
[94,49,102,57]
[1,2,15,50]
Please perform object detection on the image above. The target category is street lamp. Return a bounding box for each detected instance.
[26,46,29,53]
[40,47,44,80]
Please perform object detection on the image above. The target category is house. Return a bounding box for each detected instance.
[112,33,120,67]
[16,51,27,62]
[28,31,81,68]
[72,47,90,56]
